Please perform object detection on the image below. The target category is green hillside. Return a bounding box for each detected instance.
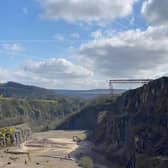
[0,82,57,99]
[0,96,85,131]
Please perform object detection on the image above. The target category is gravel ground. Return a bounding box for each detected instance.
[0,130,86,168]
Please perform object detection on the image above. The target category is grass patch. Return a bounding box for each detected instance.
[79,156,94,168]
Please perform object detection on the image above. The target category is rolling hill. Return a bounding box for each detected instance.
[0,81,57,99]
[0,81,124,99]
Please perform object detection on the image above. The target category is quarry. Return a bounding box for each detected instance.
[0,130,83,168]
[0,77,168,168]
[0,130,110,168]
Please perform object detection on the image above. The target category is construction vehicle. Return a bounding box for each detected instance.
[73,136,81,144]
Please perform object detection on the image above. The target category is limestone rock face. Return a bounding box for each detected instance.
[13,125,32,145]
[92,77,168,166]
[0,124,32,146]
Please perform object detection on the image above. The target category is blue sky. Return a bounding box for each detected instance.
[0,0,168,89]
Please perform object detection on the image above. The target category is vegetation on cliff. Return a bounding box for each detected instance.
[57,95,117,130]
[0,96,85,131]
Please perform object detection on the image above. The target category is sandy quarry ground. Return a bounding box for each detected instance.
[0,130,86,168]
[0,130,112,168]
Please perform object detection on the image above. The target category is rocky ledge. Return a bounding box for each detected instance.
[0,124,32,147]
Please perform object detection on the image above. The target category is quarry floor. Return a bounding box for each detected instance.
[0,130,109,168]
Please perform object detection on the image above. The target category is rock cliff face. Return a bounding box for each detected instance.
[57,95,115,130]
[12,125,32,145]
[92,77,168,167]
[0,124,32,146]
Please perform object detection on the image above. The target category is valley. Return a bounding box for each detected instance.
[0,77,168,168]
[1,0,168,167]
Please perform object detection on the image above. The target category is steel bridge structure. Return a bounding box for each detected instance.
[109,79,153,94]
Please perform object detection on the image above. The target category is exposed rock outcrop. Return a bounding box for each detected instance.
[92,77,168,167]
[0,124,32,146]
[57,96,116,130]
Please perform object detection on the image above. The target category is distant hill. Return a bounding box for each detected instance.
[0,81,125,99]
[54,89,124,98]
[0,81,87,131]
[0,82,57,99]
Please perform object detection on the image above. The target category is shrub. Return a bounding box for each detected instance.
[79,156,94,168]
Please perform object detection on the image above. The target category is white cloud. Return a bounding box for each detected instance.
[2,25,168,89]
[142,0,168,25]
[2,0,168,89]
[0,68,11,83]
[0,61,106,89]
[39,0,137,23]
[1,43,24,53]
[0,57,102,89]
[23,58,93,79]
[78,25,168,79]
